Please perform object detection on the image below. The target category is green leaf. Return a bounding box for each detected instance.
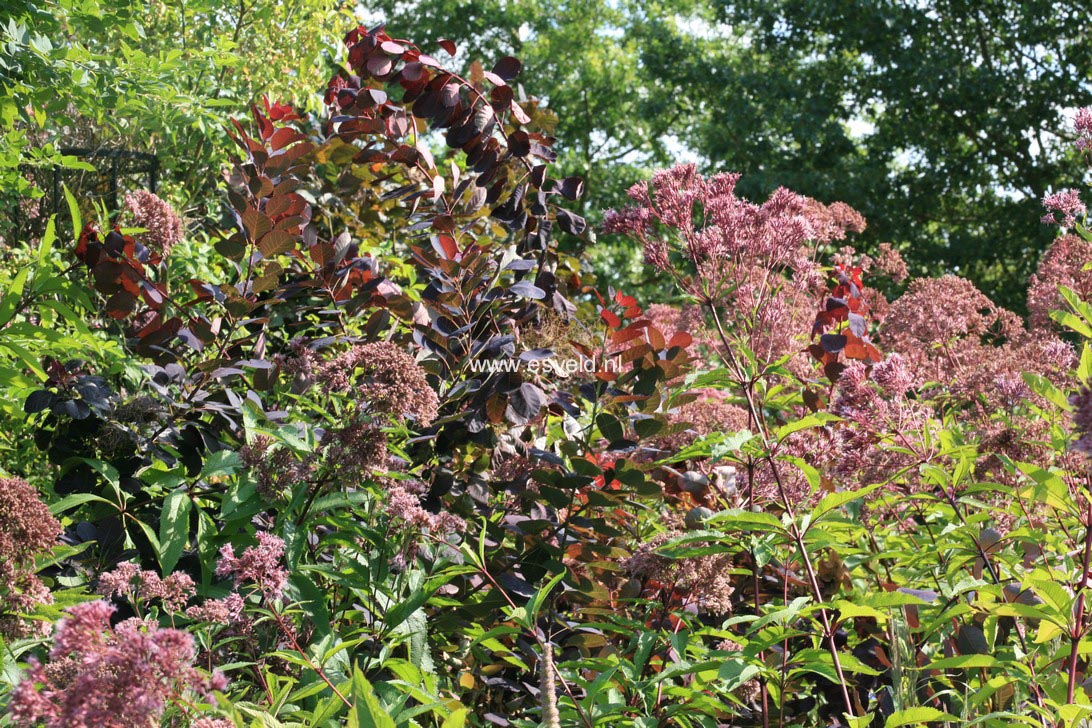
[0,266,30,327]
[36,216,56,270]
[349,667,396,728]
[808,483,882,525]
[48,492,112,515]
[202,449,243,479]
[921,654,1011,671]
[63,184,81,235]
[884,707,958,727]
[441,709,469,728]
[520,569,566,630]
[775,413,839,440]
[158,490,192,573]
[1021,371,1070,410]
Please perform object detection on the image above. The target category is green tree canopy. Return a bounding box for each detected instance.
[367,0,1092,309]
[1,0,348,225]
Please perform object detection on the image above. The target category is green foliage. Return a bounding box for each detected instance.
[6,7,1092,728]
[1,0,349,227]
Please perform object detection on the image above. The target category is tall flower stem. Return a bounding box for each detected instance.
[707,302,857,720]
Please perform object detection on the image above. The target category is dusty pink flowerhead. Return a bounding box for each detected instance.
[603,164,864,274]
[1041,188,1086,228]
[325,419,389,476]
[316,342,439,425]
[123,189,184,255]
[1075,107,1092,151]
[0,477,62,564]
[215,532,288,599]
[384,479,466,536]
[601,165,862,376]
[185,592,247,625]
[879,275,1021,384]
[0,477,62,640]
[10,600,222,728]
[1072,385,1092,457]
[873,243,909,283]
[622,531,735,615]
[97,563,195,613]
[1027,234,1092,329]
[239,435,316,500]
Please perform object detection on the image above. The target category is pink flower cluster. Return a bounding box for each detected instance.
[1075,107,1092,151]
[215,531,289,599]
[1071,385,1092,457]
[1027,234,1092,329]
[317,342,439,425]
[8,601,226,728]
[240,434,316,500]
[622,531,735,615]
[829,356,934,493]
[325,419,389,477]
[878,275,1023,386]
[185,592,247,626]
[604,164,863,278]
[97,562,196,613]
[1041,188,1086,228]
[385,479,466,536]
[0,477,62,640]
[123,190,184,255]
[852,271,1077,490]
[604,165,869,374]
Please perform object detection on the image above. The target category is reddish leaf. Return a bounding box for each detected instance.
[105,291,136,319]
[508,130,530,157]
[647,326,666,351]
[820,333,847,354]
[265,193,306,220]
[667,331,693,349]
[490,84,513,110]
[492,56,522,81]
[803,388,825,412]
[367,55,393,77]
[431,234,458,260]
[257,230,296,257]
[510,101,531,125]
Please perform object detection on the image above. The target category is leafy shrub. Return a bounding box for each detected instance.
[5,18,1092,728]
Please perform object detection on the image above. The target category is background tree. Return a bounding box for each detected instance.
[0,0,349,228]
[366,0,1092,309]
